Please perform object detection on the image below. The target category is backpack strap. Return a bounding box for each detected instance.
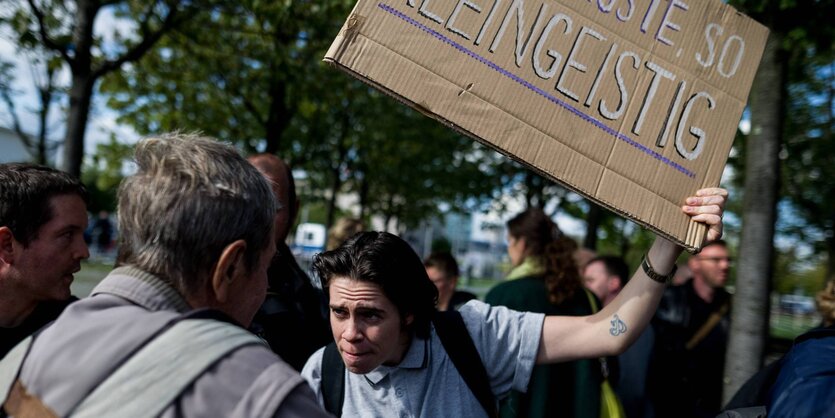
[0,336,34,417]
[71,318,265,418]
[321,342,345,416]
[433,310,497,418]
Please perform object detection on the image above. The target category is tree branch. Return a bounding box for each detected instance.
[0,86,36,152]
[92,3,195,79]
[25,0,73,64]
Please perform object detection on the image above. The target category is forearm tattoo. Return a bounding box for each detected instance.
[610,314,627,336]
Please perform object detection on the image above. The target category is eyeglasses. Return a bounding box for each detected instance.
[697,256,733,264]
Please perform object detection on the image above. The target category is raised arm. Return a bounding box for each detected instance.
[535,188,728,364]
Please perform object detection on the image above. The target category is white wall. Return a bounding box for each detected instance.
[0,128,33,163]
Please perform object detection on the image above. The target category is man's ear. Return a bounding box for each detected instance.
[608,276,622,293]
[211,239,248,304]
[404,313,415,327]
[0,227,18,265]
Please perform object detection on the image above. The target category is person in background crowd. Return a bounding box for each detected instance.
[93,210,113,257]
[486,208,601,418]
[648,240,732,418]
[248,153,332,372]
[584,255,654,418]
[300,188,727,418]
[0,163,89,358]
[326,217,364,251]
[816,278,835,328]
[0,134,329,417]
[583,256,629,307]
[672,264,692,286]
[424,251,476,311]
[573,247,597,275]
[765,277,835,416]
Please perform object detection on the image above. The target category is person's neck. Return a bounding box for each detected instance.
[692,276,715,303]
[0,289,37,328]
[438,294,452,311]
[385,331,414,367]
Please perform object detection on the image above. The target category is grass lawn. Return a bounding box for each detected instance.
[769,311,820,340]
[71,260,115,297]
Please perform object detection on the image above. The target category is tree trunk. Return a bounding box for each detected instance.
[62,75,95,176]
[263,79,291,154]
[325,169,341,233]
[61,0,99,177]
[723,33,785,404]
[584,203,602,250]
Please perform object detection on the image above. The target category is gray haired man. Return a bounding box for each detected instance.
[0,134,330,417]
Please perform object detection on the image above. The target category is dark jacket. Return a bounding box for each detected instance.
[486,276,602,418]
[767,325,835,417]
[250,242,331,371]
[649,281,731,418]
[0,297,76,358]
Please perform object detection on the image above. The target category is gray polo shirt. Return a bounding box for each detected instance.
[302,300,544,417]
[17,266,331,418]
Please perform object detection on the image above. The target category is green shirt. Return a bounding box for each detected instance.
[486,276,602,418]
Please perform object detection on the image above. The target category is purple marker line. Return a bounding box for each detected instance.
[377,3,695,178]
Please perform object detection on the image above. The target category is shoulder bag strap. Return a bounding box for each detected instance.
[0,336,34,416]
[72,318,265,418]
[685,300,730,350]
[433,310,497,418]
[321,342,345,416]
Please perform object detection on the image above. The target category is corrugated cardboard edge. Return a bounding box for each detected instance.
[325,12,714,252]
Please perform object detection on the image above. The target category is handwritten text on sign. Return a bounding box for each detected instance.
[400,0,753,164]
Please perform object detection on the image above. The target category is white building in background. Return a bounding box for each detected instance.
[0,127,33,163]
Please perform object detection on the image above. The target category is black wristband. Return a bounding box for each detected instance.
[641,255,677,285]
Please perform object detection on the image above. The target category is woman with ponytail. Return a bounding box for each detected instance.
[486,208,602,418]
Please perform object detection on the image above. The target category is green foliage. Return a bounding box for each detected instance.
[727,0,835,275]
[100,1,499,230]
[81,136,135,212]
[773,248,828,296]
[431,237,452,254]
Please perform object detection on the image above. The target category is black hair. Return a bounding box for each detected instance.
[0,163,88,246]
[587,255,630,285]
[313,231,439,339]
[424,251,460,279]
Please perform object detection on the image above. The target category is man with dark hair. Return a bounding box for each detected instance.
[0,163,89,358]
[583,255,630,307]
[248,153,331,371]
[424,251,475,311]
[0,135,328,417]
[301,188,727,418]
[649,240,733,418]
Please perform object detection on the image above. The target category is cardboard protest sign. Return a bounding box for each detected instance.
[325,0,768,251]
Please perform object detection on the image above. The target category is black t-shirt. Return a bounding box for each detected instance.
[0,298,76,358]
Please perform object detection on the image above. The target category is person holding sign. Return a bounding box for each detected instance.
[301,188,727,418]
